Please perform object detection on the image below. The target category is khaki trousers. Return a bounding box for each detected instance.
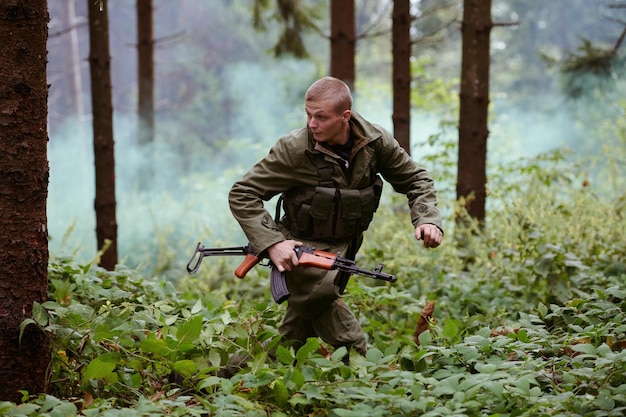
[279,297,367,356]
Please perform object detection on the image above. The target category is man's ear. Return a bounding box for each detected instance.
[343,110,351,122]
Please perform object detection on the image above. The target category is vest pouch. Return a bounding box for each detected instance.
[295,203,311,235]
[359,175,384,230]
[282,187,317,236]
[335,189,361,239]
[281,175,383,241]
[309,187,336,239]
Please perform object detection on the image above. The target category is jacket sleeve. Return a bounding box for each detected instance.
[228,135,302,253]
[375,128,443,231]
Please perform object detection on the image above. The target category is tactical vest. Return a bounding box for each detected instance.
[277,154,383,242]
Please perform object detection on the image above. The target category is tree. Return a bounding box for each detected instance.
[456,0,492,224]
[137,0,155,189]
[0,0,51,402]
[392,0,411,153]
[88,0,118,269]
[330,0,356,90]
[58,0,85,125]
[394,0,460,153]
[47,0,87,135]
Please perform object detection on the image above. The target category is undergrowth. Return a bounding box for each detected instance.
[2,147,625,416]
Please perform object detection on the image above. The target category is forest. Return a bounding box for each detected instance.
[0,0,625,416]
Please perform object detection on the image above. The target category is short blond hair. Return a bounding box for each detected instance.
[305,77,352,113]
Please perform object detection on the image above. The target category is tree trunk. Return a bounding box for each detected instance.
[137,0,154,189]
[88,0,118,269]
[60,0,85,123]
[0,0,51,402]
[330,0,355,92]
[392,0,412,154]
[456,0,492,224]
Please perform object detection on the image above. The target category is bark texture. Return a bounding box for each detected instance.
[457,0,492,224]
[0,0,51,402]
[392,0,412,154]
[88,0,118,269]
[330,0,355,91]
[137,0,155,189]
[137,0,154,147]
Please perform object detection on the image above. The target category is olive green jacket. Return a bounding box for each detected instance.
[228,111,443,254]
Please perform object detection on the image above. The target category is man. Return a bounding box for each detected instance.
[228,76,442,363]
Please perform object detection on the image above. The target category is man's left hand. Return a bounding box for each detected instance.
[415,224,442,248]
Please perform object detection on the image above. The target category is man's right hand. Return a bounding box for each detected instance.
[268,240,303,272]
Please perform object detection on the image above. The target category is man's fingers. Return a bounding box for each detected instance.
[416,224,442,248]
[269,239,308,271]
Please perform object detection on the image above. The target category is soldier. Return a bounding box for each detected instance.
[228,76,443,366]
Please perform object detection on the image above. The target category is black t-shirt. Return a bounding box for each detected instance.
[327,136,354,169]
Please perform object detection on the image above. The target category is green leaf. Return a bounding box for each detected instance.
[537,303,548,317]
[197,376,221,390]
[301,384,326,401]
[596,343,612,357]
[276,345,295,365]
[38,394,61,413]
[140,338,172,356]
[32,301,48,326]
[191,299,203,314]
[570,343,596,355]
[484,381,504,397]
[442,317,459,339]
[365,348,383,363]
[272,378,289,407]
[83,357,117,381]
[597,389,615,410]
[475,363,497,374]
[296,338,319,362]
[331,346,348,362]
[512,377,531,396]
[410,382,423,400]
[176,315,203,343]
[516,329,530,343]
[251,351,268,374]
[208,349,222,368]
[172,359,197,377]
[19,319,36,345]
[418,330,432,346]
[330,409,366,417]
[289,368,305,389]
[93,326,114,343]
[51,402,78,417]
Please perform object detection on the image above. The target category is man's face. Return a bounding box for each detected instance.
[305,101,351,146]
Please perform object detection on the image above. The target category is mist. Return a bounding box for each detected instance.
[45,1,625,276]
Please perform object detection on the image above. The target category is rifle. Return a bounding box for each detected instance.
[186,242,397,304]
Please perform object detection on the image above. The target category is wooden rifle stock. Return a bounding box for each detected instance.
[297,249,336,269]
[234,253,262,278]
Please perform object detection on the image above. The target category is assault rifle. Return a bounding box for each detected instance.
[186,242,397,304]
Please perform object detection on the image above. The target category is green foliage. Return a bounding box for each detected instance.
[251,0,325,58]
[9,143,626,415]
[559,38,626,99]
